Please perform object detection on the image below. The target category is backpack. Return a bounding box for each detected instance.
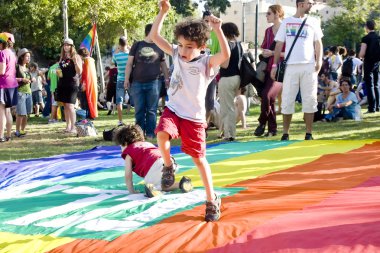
[341,57,353,77]
[75,120,97,137]
[319,57,330,76]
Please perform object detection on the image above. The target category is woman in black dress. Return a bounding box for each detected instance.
[56,38,82,133]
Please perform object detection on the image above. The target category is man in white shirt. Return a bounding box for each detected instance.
[270,0,323,141]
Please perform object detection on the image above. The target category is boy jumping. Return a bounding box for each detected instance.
[151,0,230,221]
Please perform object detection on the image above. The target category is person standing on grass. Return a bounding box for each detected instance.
[47,57,60,123]
[359,20,380,113]
[56,38,83,134]
[112,36,129,126]
[15,48,33,138]
[0,33,18,142]
[253,4,285,137]
[29,62,46,117]
[151,0,230,222]
[124,24,169,140]
[270,0,323,141]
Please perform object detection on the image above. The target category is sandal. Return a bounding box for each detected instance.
[179,176,193,193]
[205,194,221,222]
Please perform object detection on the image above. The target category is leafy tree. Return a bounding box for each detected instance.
[170,0,196,17]
[0,0,177,59]
[199,0,231,15]
[323,0,380,49]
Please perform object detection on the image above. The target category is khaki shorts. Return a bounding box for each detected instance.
[281,63,318,114]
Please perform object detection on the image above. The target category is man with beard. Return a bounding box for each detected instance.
[270,0,323,141]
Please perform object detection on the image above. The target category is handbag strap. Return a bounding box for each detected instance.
[284,18,308,62]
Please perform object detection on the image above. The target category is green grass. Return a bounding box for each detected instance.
[0,104,379,161]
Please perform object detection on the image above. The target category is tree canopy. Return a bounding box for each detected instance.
[323,0,380,50]
[0,0,173,59]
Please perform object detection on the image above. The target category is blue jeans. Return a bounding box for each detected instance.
[130,79,159,138]
[363,62,379,112]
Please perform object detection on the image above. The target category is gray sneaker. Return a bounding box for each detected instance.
[144,184,162,198]
[205,194,221,222]
[161,162,177,189]
[179,176,193,193]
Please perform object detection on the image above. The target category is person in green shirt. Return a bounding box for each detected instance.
[203,11,221,134]
[47,58,60,123]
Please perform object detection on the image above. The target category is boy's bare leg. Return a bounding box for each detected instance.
[192,156,215,202]
[157,131,173,167]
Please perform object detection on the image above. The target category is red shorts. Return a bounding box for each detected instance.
[155,108,207,158]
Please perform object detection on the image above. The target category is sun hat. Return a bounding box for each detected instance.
[17,48,30,58]
[3,32,15,43]
[63,38,74,46]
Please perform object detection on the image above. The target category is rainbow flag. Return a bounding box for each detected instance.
[80,23,97,56]
[1,140,380,252]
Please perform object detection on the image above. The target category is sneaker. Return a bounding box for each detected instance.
[205,194,221,222]
[0,137,6,142]
[144,184,162,198]
[179,176,193,193]
[117,121,124,127]
[254,124,266,136]
[305,133,314,140]
[264,131,277,137]
[14,131,24,138]
[161,163,177,189]
[20,130,26,136]
[280,133,289,141]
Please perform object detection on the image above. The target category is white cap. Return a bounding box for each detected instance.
[63,38,74,46]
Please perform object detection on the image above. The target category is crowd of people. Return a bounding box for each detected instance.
[1,0,379,222]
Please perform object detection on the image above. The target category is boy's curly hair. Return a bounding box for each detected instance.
[174,18,210,47]
[113,124,145,146]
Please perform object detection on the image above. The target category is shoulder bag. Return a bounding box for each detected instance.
[275,18,307,82]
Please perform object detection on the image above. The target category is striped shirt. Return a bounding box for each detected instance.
[112,51,129,81]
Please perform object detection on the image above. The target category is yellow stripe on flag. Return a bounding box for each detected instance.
[177,140,375,187]
[0,232,75,253]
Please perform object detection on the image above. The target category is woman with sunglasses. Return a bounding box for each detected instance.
[324,79,360,122]
[253,4,285,137]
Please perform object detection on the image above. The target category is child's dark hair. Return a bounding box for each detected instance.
[174,18,210,47]
[221,22,240,40]
[113,124,145,146]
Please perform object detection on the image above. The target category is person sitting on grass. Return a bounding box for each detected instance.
[324,79,359,122]
[113,124,193,198]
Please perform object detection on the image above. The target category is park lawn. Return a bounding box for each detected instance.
[0,104,379,161]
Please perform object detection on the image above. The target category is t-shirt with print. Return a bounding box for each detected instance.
[112,50,129,82]
[166,46,217,123]
[275,16,323,65]
[30,71,43,92]
[129,41,165,83]
[0,49,18,89]
[121,141,161,178]
[16,65,32,94]
[48,63,59,92]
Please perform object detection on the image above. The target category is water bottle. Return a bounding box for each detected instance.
[354,105,362,121]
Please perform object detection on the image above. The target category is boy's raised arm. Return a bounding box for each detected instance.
[208,15,230,69]
[151,0,173,56]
